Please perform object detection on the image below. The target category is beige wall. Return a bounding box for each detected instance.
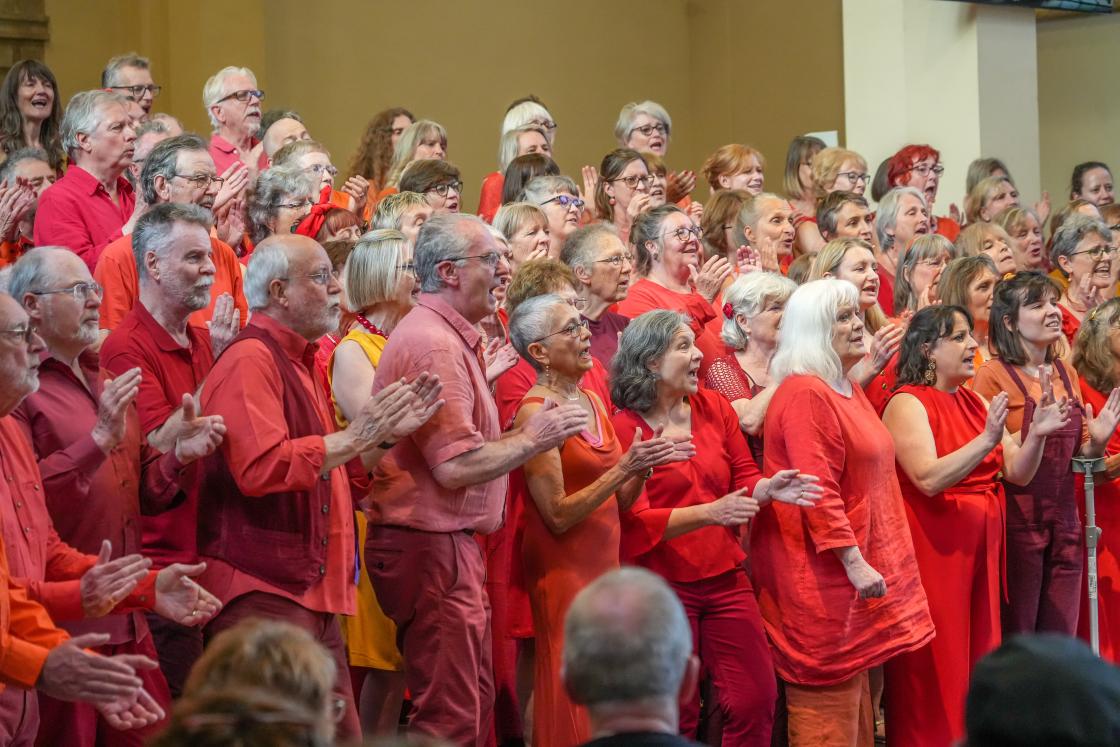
[1037,12,1120,210]
[42,0,843,208]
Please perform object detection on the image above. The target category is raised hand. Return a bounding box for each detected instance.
[949,202,962,226]
[755,235,781,274]
[213,162,250,213]
[666,170,697,204]
[215,197,247,248]
[91,369,142,453]
[619,426,694,476]
[625,192,653,224]
[483,339,520,385]
[983,392,1010,446]
[37,633,145,704]
[580,165,600,216]
[522,398,587,451]
[869,323,904,373]
[205,293,240,357]
[153,561,221,626]
[1078,271,1106,309]
[385,373,445,443]
[689,254,733,303]
[95,687,165,731]
[173,393,227,464]
[706,487,759,526]
[1034,191,1051,225]
[687,200,704,224]
[80,541,151,618]
[341,174,370,214]
[763,469,823,506]
[1087,386,1120,447]
[735,245,761,275]
[347,380,414,450]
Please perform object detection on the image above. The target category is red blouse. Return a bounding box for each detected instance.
[617,278,726,377]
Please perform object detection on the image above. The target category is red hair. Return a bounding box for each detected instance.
[887,144,940,188]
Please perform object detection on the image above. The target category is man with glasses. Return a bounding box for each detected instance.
[560,223,632,368]
[400,158,463,215]
[94,134,248,333]
[7,247,227,743]
[102,54,160,118]
[33,90,137,272]
[370,214,588,744]
[203,66,266,177]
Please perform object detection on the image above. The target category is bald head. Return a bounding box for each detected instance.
[263,117,311,161]
[0,292,42,416]
[245,233,340,340]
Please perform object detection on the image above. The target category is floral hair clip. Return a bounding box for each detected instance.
[722,302,734,320]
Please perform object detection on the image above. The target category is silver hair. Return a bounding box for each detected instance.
[139,133,208,205]
[501,100,552,137]
[0,147,49,187]
[101,53,150,88]
[0,268,11,294]
[134,119,169,141]
[509,293,567,372]
[519,175,579,205]
[202,66,257,130]
[244,241,291,311]
[563,567,692,705]
[497,126,547,172]
[560,223,621,273]
[1051,214,1113,269]
[771,278,859,385]
[132,202,214,281]
[894,234,954,313]
[875,186,926,252]
[614,100,672,145]
[720,271,797,350]
[414,213,487,293]
[247,165,317,244]
[7,246,75,302]
[60,90,130,158]
[611,310,690,413]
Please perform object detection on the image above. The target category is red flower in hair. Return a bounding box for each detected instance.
[722,302,734,320]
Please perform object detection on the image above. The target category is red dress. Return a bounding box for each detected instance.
[753,375,934,686]
[617,278,727,376]
[477,171,504,224]
[1060,303,1082,345]
[518,393,621,747]
[882,385,1005,747]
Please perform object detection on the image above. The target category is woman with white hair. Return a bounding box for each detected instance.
[615,100,695,204]
[476,101,556,223]
[751,278,935,746]
[246,165,317,248]
[874,186,931,316]
[704,271,796,465]
[611,309,821,746]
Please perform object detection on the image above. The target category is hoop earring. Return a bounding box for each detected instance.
[923,358,937,385]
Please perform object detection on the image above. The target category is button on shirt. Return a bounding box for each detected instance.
[33,166,136,272]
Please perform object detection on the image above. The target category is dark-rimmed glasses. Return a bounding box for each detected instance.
[216,89,264,104]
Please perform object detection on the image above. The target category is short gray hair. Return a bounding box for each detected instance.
[139,133,209,205]
[563,567,691,705]
[875,186,926,252]
[720,272,797,350]
[498,126,547,172]
[244,240,291,311]
[1051,214,1113,269]
[7,246,74,302]
[202,66,257,130]
[614,100,672,145]
[509,294,566,372]
[133,202,213,281]
[519,175,579,205]
[247,165,316,244]
[60,90,130,158]
[771,278,859,385]
[895,234,954,313]
[0,147,49,187]
[101,53,150,88]
[561,223,620,273]
[611,310,689,413]
[414,213,486,293]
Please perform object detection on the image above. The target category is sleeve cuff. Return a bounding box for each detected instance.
[117,570,157,612]
[69,434,109,474]
[35,580,84,622]
[0,637,51,689]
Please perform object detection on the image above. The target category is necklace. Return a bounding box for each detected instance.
[539,380,581,402]
[354,314,389,338]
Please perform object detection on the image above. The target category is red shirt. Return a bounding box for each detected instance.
[877,266,896,317]
[1060,304,1081,346]
[617,278,726,376]
[934,215,961,243]
[94,233,248,332]
[13,351,184,644]
[198,314,357,615]
[101,302,216,568]
[612,389,761,583]
[477,171,504,224]
[208,134,266,176]
[33,165,135,272]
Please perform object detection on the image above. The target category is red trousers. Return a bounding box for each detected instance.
[35,635,171,747]
[0,689,36,746]
[670,569,776,746]
[203,591,361,742]
[1004,522,1083,635]
[367,526,494,746]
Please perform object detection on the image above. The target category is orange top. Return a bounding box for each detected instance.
[0,237,33,269]
[477,172,504,224]
[95,233,248,332]
[972,358,1084,438]
[364,186,399,223]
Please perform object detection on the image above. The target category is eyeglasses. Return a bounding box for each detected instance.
[916,257,949,268]
[909,163,945,177]
[534,318,590,343]
[610,174,654,190]
[398,262,416,274]
[0,325,35,345]
[528,119,557,133]
[541,194,585,210]
[1071,245,1117,260]
[628,123,667,138]
[281,268,339,285]
[595,253,635,268]
[277,198,315,211]
[663,225,703,243]
[174,173,225,189]
[306,163,339,177]
[109,84,161,100]
[427,181,463,198]
[836,171,871,184]
[31,281,103,301]
[216,89,264,104]
[439,252,504,267]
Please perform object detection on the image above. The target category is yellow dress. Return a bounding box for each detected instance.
[328,328,403,671]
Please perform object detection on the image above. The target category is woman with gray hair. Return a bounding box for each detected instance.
[751,278,934,745]
[477,125,552,223]
[521,174,583,247]
[874,186,931,315]
[704,271,796,465]
[615,100,695,204]
[610,309,821,745]
[508,294,690,747]
[1052,214,1115,342]
[246,165,317,246]
[893,233,953,314]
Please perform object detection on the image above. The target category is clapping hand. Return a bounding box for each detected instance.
[689,254,732,303]
[385,373,445,443]
[205,293,241,357]
[762,469,823,507]
[80,541,150,618]
[92,369,142,453]
[666,170,697,204]
[95,687,165,731]
[1032,372,1072,439]
[484,338,520,384]
[619,426,695,476]
[341,175,370,214]
[173,393,226,464]
[983,392,1010,447]
[869,324,904,373]
[153,562,221,626]
[1085,384,1120,448]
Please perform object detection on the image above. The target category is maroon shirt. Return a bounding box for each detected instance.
[33,165,135,272]
[584,310,629,370]
[13,350,184,644]
[101,302,216,568]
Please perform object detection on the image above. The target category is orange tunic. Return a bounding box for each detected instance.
[617,278,727,377]
[754,375,934,686]
[364,186,399,223]
[518,393,621,747]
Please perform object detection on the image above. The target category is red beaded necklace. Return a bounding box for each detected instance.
[354,314,389,339]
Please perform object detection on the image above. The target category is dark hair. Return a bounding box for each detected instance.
[399,158,461,194]
[139,133,208,205]
[348,106,413,191]
[611,310,689,412]
[783,135,825,199]
[1071,161,1112,200]
[596,148,646,220]
[895,305,973,387]
[0,60,63,173]
[989,271,1061,366]
[630,204,685,275]
[501,154,560,205]
[816,190,869,239]
[870,157,892,203]
[700,188,750,259]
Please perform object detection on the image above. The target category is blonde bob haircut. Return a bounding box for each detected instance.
[811,148,867,201]
[807,237,888,334]
[614,100,672,146]
[955,221,1014,260]
[964,176,1015,224]
[343,228,409,313]
[385,120,447,188]
[371,190,429,232]
[770,278,860,385]
[497,126,548,172]
[1073,298,1120,393]
[493,202,549,243]
[701,144,766,193]
[700,189,751,260]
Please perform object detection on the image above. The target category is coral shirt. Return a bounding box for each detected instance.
[617,278,727,376]
[477,171,504,224]
[208,134,266,176]
[753,375,934,686]
[33,165,135,272]
[877,266,896,317]
[94,233,248,332]
[612,389,762,583]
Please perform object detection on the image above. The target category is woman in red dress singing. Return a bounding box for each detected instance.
[610,309,822,746]
[507,295,692,747]
[882,304,1067,747]
[752,278,934,747]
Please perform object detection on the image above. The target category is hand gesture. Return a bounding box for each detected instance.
[341,174,370,214]
[80,541,151,618]
[735,245,761,275]
[580,165,600,216]
[483,339,520,385]
[153,561,221,626]
[764,469,823,507]
[687,200,704,224]
[213,163,250,213]
[205,293,240,357]
[706,487,759,526]
[0,183,35,241]
[215,197,247,248]
[522,398,587,452]
[173,393,227,464]
[37,633,146,704]
[844,557,886,599]
[92,368,141,453]
[666,170,697,204]
[619,426,695,476]
[386,373,445,443]
[1086,386,1120,447]
[348,380,414,450]
[1078,271,1106,310]
[949,202,962,226]
[625,192,652,224]
[869,324,904,373]
[95,687,165,731]
[689,254,732,303]
[1034,191,1052,225]
[983,392,1010,446]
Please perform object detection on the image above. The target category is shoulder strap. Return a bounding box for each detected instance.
[999,360,1030,396]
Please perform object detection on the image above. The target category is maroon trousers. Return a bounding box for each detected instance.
[203,591,361,742]
[0,689,37,747]
[367,526,494,746]
[671,569,777,746]
[144,613,204,699]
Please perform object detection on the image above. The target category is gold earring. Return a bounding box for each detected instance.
[923,358,936,385]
